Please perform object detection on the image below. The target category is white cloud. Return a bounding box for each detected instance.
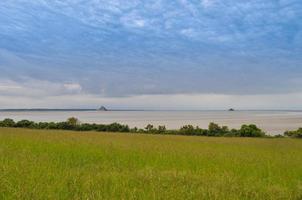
[133,19,145,27]
[201,0,214,8]
[178,0,199,17]
[0,79,83,97]
[120,12,147,28]
[180,28,196,37]
[0,84,22,91]
[0,80,26,94]
[63,83,82,92]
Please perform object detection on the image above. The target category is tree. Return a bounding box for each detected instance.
[145,124,155,133]
[157,125,166,134]
[0,118,15,127]
[130,127,138,133]
[239,124,265,137]
[15,120,35,128]
[106,123,129,132]
[284,128,302,138]
[208,122,224,136]
[180,125,195,135]
[67,117,80,126]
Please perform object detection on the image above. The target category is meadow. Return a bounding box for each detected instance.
[1,128,302,200]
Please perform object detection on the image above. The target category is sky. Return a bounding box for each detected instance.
[0,0,302,109]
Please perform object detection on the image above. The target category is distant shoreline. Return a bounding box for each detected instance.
[0,109,143,112]
[0,109,302,112]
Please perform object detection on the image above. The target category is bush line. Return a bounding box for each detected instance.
[0,117,300,138]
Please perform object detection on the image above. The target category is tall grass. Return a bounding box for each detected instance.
[1,127,302,199]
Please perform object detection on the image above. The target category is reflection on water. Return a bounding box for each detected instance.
[0,111,302,135]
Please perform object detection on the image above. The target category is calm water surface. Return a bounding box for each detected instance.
[1,111,302,135]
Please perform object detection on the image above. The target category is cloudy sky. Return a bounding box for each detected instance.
[0,0,302,109]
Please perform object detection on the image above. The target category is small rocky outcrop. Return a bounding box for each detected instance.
[97,106,108,111]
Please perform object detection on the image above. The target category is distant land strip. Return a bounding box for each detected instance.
[1,109,302,112]
[1,117,302,138]
[0,109,146,112]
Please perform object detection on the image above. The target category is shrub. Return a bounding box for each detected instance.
[284,128,302,138]
[106,123,129,132]
[157,125,166,134]
[145,124,156,133]
[56,122,75,130]
[0,117,268,138]
[208,123,229,136]
[179,125,195,135]
[46,122,59,129]
[67,117,80,126]
[37,122,50,129]
[274,134,285,138]
[15,120,35,128]
[238,124,266,137]
[130,127,138,133]
[0,118,15,127]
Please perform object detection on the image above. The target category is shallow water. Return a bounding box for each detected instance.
[1,110,302,135]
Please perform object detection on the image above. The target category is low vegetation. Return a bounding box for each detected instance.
[284,128,302,138]
[0,117,270,137]
[1,128,302,199]
[1,117,300,138]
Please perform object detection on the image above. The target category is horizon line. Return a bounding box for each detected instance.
[1,108,302,112]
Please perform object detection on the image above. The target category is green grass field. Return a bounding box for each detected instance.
[1,128,302,200]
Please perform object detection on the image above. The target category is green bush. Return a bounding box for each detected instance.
[0,118,15,127]
[208,123,229,136]
[284,128,302,138]
[15,120,35,128]
[0,118,269,138]
[180,125,195,135]
[238,124,266,137]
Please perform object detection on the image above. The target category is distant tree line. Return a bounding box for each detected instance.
[0,117,299,138]
[0,118,130,133]
[284,128,302,138]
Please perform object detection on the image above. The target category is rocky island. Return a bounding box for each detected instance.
[97,106,108,111]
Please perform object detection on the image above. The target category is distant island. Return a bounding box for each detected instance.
[97,106,108,111]
[228,108,235,111]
